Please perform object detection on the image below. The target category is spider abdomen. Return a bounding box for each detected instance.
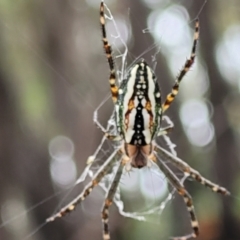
[116,59,162,146]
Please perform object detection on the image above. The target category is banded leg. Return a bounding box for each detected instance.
[154,155,199,240]
[46,148,120,222]
[102,160,124,240]
[162,19,199,113]
[155,144,230,195]
[100,1,118,103]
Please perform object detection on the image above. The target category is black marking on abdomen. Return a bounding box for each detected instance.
[130,61,150,146]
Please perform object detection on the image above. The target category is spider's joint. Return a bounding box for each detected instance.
[105,199,113,206]
[103,233,110,240]
[191,220,199,228]
[183,196,193,207]
[187,205,194,211]
[147,159,152,168]
[87,155,95,165]
[178,187,187,196]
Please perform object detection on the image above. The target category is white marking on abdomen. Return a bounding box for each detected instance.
[125,108,136,143]
[146,67,156,126]
[142,108,151,144]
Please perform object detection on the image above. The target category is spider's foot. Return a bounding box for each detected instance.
[216,186,230,196]
[209,184,230,196]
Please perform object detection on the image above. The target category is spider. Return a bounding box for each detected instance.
[46,1,230,240]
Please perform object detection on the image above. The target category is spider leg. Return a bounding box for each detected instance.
[102,160,124,240]
[155,144,230,195]
[157,126,174,136]
[100,1,118,103]
[46,148,120,223]
[157,115,174,136]
[153,155,199,240]
[93,107,122,141]
[162,19,199,113]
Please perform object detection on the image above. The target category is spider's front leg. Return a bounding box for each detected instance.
[100,1,119,104]
[162,19,199,113]
[152,154,199,240]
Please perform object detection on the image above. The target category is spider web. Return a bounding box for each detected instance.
[68,0,212,227]
[0,1,210,239]
[72,2,186,223]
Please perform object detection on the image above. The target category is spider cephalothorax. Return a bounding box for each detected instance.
[46,2,230,240]
[122,142,153,169]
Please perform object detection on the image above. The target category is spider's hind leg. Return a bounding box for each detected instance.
[46,148,120,223]
[102,160,124,240]
[155,145,230,196]
[153,155,199,240]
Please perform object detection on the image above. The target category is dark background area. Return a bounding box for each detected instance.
[0,0,239,240]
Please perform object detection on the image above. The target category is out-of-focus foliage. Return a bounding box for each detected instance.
[0,0,239,240]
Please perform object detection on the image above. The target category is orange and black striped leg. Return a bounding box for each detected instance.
[102,161,124,240]
[100,1,118,103]
[46,148,120,223]
[155,145,230,196]
[154,155,199,240]
[162,19,199,113]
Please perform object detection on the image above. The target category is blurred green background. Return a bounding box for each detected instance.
[0,0,240,240]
